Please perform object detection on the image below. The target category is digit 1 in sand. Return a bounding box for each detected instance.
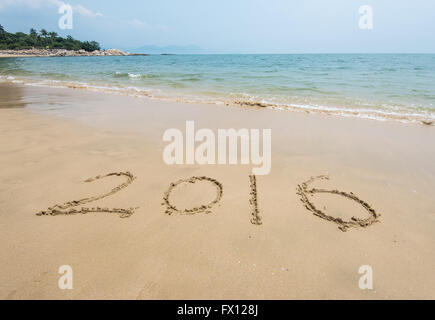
[249,174,262,225]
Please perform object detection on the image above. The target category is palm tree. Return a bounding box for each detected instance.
[40,29,48,38]
[0,24,5,40]
[49,32,58,39]
[29,28,38,37]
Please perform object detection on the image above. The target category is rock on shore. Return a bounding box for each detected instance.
[0,48,147,57]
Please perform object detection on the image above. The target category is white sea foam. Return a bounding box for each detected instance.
[2,74,434,126]
[128,73,141,78]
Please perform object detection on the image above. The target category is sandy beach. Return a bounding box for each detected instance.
[0,82,434,299]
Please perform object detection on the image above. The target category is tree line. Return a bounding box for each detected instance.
[0,25,101,51]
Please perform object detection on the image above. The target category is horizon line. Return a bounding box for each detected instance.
[124,52,435,55]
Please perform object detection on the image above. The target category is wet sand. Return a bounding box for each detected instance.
[0,83,434,299]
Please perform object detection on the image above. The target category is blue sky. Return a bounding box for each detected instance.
[0,0,434,53]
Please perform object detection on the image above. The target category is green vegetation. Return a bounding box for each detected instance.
[0,25,100,51]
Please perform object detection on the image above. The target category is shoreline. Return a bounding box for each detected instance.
[0,48,148,58]
[1,82,434,299]
[0,76,433,127]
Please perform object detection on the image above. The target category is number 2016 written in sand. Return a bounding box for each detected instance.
[36,172,380,232]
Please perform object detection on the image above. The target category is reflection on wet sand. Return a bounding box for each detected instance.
[0,83,26,108]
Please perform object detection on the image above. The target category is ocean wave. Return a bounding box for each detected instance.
[114,71,159,79]
[180,77,201,82]
[232,99,435,125]
[2,74,434,126]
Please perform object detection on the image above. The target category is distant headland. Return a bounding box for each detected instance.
[0,25,146,57]
[0,48,148,57]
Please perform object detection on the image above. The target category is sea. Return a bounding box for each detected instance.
[1,54,434,124]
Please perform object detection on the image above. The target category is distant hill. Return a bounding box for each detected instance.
[132,45,204,54]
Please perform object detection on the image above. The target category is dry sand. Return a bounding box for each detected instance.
[0,83,434,299]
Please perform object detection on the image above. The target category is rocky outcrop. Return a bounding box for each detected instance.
[0,48,148,57]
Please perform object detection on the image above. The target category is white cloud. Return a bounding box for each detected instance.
[74,4,102,18]
[126,18,168,31]
[0,0,166,32]
[129,18,147,28]
[0,0,103,18]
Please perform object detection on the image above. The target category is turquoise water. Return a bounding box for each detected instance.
[1,54,434,123]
